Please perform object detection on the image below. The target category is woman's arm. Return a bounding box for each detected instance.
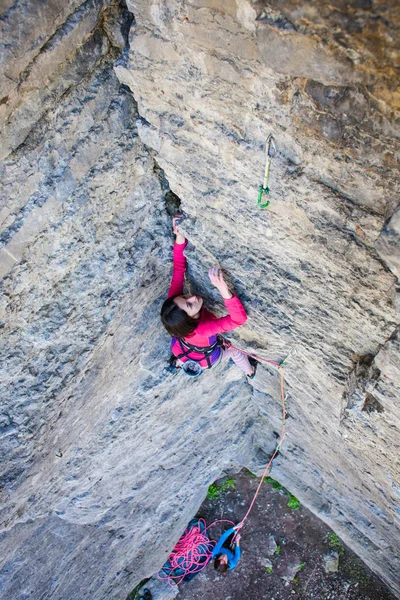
[227,533,241,570]
[196,268,247,335]
[211,527,235,558]
[167,217,187,298]
[229,544,241,570]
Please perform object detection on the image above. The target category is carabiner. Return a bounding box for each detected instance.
[258,134,276,208]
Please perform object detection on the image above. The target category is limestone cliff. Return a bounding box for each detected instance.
[0,1,399,599]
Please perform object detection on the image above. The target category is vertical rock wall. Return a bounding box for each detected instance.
[0,2,258,598]
[115,0,400,594]
[0,1,399,599]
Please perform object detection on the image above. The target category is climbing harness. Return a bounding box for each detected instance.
[158,518,234,586]
[174,335,225,375]
[175,337,219,368]
[258,134,277,208]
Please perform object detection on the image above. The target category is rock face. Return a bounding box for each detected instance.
[116,0,400,594]
[0,1,399,599]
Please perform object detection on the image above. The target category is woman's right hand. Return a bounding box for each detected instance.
[208,267,233,299]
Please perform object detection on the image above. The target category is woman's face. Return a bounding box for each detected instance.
[219,554,228,564]
[173,294,203,318]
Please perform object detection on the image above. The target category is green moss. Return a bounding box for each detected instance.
[206,477,236,500]
[348,565,369,584]
[222,477,236,491]
[265,477,283,491]
[206,484,219,499]
[287,494,301,510]
[265,566,273,573]
[325,532,344,556]
[275,545,281,555]
[264,477,301,511]
[296,562,305,572]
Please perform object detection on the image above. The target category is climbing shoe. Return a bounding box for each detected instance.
[247,356,259,379]
[141,590,152,600]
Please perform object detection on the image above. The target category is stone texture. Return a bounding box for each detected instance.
[265,534,278,556]
[323,551,340,574]
[375,208,400,279]
[115,0,400,595]
[138,577,178,599]
[281,559,304,583]
[324,550,339,573]
[0,1,399,599]
[263,557,273,569]
[0,9,257,599]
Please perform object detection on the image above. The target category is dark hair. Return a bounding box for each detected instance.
[214,556,228,573]
[160,297,198,337]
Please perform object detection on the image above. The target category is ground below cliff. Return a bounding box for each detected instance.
[132,470,397,600]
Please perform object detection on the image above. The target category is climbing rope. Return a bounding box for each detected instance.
[160,344,289,584]
[158,518,234,586]
[234,366,286,538]
[258,134,276,208]
[217,339,289,540]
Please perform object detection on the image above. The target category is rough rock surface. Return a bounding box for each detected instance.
[0,7,256,600]
[0,1,399,599]
[115,0,400,595]
[323,551,340,574]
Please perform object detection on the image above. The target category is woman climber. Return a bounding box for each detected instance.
[212,525,242,573]
[160,215,257,377]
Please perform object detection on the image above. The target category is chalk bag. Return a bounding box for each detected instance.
[181,360,203,377]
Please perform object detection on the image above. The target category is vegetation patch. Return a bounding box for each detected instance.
[265,476,283,491]
[206,477,236,500]
[264,477,301,511]
[348,565,369,584]
[325,532,344,556]
[287,493,301,510]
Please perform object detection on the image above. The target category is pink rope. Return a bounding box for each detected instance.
[217,340,287,542]
[224,339,281,368]
[158,519,234,586]
[232,366,286,542]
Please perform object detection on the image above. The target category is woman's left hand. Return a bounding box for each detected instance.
[173,215,186,244]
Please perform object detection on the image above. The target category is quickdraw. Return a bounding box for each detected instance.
[258,134,276,209]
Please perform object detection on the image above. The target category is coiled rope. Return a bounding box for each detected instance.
[158,518,234,586]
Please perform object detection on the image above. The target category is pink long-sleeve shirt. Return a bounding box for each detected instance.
[168,240,247,367]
